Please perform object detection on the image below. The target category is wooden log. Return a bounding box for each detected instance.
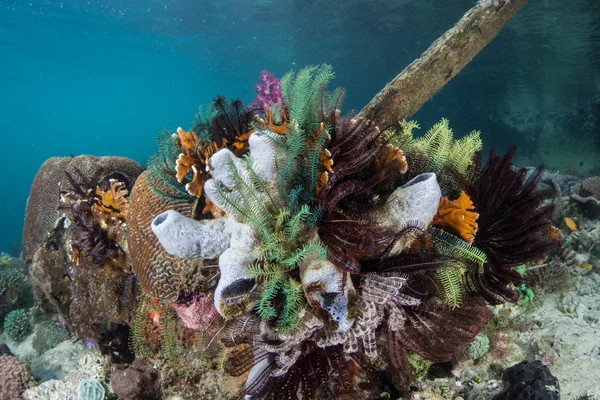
[359,0,527,122]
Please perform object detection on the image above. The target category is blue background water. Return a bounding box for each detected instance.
[1,0,599,254]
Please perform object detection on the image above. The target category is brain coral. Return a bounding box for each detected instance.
[127,171,198,301]
[22,155,143,263]
[0,355,35,400]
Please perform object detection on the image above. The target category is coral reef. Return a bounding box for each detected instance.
[3,308,32,342]
[130,64,557,398]
[0,355,35,400]
[22,64,562,399]
[25,155,143,342]
[32,321,71,354]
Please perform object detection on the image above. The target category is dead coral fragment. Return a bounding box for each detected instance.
[432,191,478,243]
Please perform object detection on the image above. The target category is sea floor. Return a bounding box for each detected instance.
[411,271,600,399]
[2,271,596,399]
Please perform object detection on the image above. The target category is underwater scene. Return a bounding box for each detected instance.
[1,0,599,399]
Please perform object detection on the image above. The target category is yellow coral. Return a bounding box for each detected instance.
[173,127,254,198]
[432,192,478,243]
[202,198,226,219]
[254,107,288,135]
[92,179,129,223]
[376,144,408,174]
[173,128,221,197]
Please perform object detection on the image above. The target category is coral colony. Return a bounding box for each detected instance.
[33,65,558,398]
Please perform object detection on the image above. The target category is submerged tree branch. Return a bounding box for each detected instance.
[359,0,528,122]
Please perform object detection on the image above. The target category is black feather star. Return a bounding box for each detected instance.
[315,106,406,274]
[209,95,259,144]
[466,146,558,304]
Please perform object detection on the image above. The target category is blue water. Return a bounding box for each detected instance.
[1,0,599,253]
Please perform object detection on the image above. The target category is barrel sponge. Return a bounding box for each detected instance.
[22,155,142,262]
[127,171,200,301]
[0,355,35,400]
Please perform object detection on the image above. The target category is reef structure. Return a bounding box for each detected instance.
[118,64,558,398]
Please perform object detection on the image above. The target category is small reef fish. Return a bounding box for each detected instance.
[1,259,8,265]
[578,263,591,272]
[564,217,577,231]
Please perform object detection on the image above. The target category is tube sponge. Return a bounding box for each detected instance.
[151,210,230,259]
[368,172,442,256]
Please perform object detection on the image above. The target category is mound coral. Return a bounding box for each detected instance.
[32,320,71,354]
[127,171,197,301]
[0,355,35,400]
[570,176,600,217]
[24,155,144,343]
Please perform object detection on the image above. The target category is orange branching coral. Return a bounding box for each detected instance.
[306,123,333,197]
[173,127,220,198]
[68,245,81,265]
[202,198,226,219]
[432,191,479,243]
[173,127,254,197]
[546,225,563,242]
[92,179,129,223]
[253,107,288,135]
[230,131,253,156]
[376,144,408,174]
